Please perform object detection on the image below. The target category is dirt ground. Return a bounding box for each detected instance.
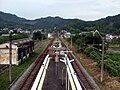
[63,39,120,90]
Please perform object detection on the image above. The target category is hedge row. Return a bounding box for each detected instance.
[0,34,28,44]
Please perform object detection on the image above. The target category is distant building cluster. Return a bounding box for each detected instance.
[0,28,31,36]
[106,34,120,42]
[47,33,53,38]
[60,30,71,38]
[0,27,56,39]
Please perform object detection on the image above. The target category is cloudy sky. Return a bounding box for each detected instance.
[0,0,120,21]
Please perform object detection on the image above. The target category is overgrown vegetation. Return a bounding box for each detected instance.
[109,38,120,47]
[0,34,28,44]
[68,33,120,78]
[0,39,50,90]
[32,31,46,41]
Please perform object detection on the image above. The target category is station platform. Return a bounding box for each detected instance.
[42,60,70,90]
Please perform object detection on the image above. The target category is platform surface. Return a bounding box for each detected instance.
[42,60,71,90]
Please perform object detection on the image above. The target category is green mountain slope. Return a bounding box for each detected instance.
[0,11,120,34]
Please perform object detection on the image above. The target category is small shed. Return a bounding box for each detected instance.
[0,38,34,65]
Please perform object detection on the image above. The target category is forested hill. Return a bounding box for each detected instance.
[0,11,32,29]
[31,16,86,30]
[0,11,27,23]
[94,14,120,33]
[0,11,120,34]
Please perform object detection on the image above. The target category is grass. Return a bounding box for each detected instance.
[34,39,40,45]
[0,39,50,90]
[109,44,120,48]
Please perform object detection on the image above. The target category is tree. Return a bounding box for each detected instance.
[33,31,42,40]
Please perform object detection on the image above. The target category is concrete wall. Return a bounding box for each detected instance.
[0,48,17,65]
[0,43,18,65]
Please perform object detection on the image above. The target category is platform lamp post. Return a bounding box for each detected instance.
[41,34,43,44]
[70,34,72,48]
[9,30,13,83]
[93,30,105,82]
[70,34,74,48]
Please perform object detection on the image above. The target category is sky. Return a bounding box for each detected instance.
[0,0,120,21]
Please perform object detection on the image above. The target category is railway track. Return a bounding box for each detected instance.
[34,41,42,50]
[60,39,98,90]
[68,53,94,90]
[10,38,99,90]
[0,65,9,73]
[16,38,54,90]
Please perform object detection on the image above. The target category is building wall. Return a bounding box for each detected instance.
[0,47,18,65]
[0,40,34,65]
[17,40,34,64]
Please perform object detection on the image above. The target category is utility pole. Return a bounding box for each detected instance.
[9,30,13,83]
[94,30,105,82]
[71,35,72,48]
[42,34,43,44]
[101,37,105,82]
